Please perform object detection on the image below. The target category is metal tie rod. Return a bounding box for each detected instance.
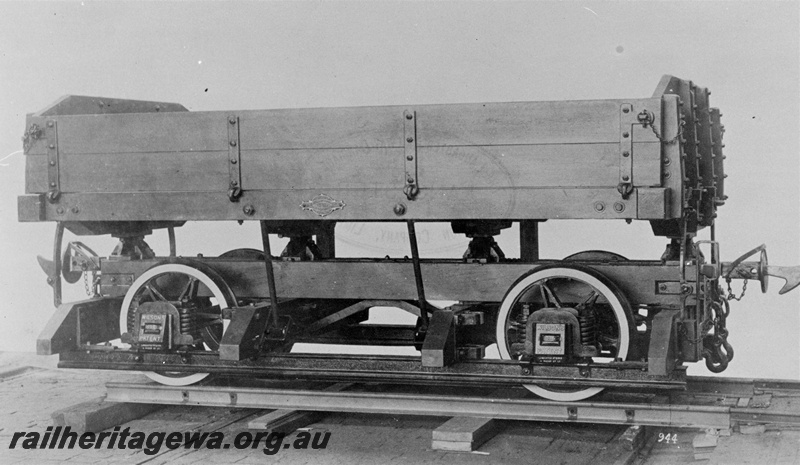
[106,382,732,429]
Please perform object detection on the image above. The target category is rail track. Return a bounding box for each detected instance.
[104,375,800,431]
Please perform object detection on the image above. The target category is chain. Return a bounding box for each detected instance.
[725,278,747,301]
[648,120,683,145]
[83,271,97,297]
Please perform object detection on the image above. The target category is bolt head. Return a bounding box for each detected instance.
[406,137,414,143]
[405,113,413,120]
[229,140,237,147]
[594,202,605,212]
[393,203,406,215]
[230,180,238,187]
[49,160,56,166]
[623,107,630,113]
[49,144,55,149]
[230,158,238,164]
[622,132,629,138]
[406,155,414,161]
[622,175,629,181]
[622,151,629,157]
[47,121,54,127]
[243,204,255,215]
[71,206,79,214]
[659,284,667,291]
[229,117,237,124]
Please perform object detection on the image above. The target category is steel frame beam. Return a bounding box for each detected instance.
[59,350,686,390]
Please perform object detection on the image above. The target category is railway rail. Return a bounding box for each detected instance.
[103,375,800,431]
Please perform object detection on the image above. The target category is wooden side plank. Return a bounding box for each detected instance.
[44,142,662,193]
[25,154,49,193]
[241,148,403,190]
[41,98,663,155]
[60,151,229,193]
[420,142,661,189]
[239,107,403,149]
[36,187,661,222]
[57,112,229,154]
[417,98,661,146]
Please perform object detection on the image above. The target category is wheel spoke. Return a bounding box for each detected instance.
[178,277,198,301]
[146,282,168,302]
[540,281,562,308]
[539,282,549,306]
[577,290,600,309]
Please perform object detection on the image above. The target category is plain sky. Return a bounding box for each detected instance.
[0,1,798,379]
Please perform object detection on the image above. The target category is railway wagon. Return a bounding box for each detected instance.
[19,75,800,401]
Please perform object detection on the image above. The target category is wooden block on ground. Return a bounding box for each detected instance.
[693,431,718,461]
[247,383,351,432]
[750,393,772,408]
[587,425,650,465]
[739,423,766,435]
[52,397,161,433]
[248,409,326,433]
[618,425,646,451]
[692,431,718,449]
[0,366,39,379]
[432,417,498,452]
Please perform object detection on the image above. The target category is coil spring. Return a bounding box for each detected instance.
[127,303,138,334]
[579,310,597,346]
[178,306,194,336]
[517,303,531,343]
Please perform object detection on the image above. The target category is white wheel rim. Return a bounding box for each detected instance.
[120,263,231,386]
[495,267,630,401]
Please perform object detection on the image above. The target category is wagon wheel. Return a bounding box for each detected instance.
[120,262,235,386]
[495,265,633,401]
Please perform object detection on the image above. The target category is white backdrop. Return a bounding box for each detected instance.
[0,1,797,379]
